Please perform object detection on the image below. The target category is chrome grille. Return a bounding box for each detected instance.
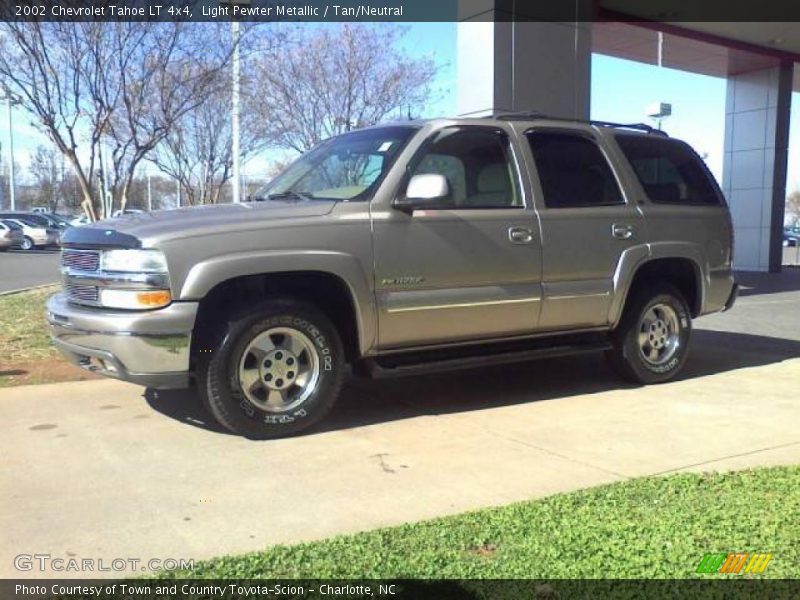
[62,249,100,272]
[65,283,99,304]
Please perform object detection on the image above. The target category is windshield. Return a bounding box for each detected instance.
[256,126,417,202]
[1,220,21,230]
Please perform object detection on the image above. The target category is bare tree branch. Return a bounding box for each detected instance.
[250,24,439,153]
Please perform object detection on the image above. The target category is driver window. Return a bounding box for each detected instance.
[410,128,521,208]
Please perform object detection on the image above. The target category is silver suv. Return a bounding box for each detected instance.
[47,115,738,438]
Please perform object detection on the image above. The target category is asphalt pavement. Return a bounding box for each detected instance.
[0,249,61,293]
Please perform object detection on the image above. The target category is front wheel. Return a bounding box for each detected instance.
[20,236,33,251]
[606,284,691,384]
[200,299,345,439]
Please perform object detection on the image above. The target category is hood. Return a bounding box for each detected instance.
[62,200,337,249]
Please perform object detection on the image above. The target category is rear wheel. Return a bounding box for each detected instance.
[20,236,33,251]
[200,299,345,439]
[606,284,691,384]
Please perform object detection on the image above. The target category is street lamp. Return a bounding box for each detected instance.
[646,102,672,131]
[220,0,251,204]
[0,90,19,210]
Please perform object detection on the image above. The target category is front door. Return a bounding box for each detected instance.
[372,126,543,349]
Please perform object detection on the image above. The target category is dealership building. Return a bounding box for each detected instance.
[457,2,798,272]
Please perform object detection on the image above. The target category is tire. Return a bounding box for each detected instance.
[606,284,691,384]
[200,298,345,439]
[20,236,33,251]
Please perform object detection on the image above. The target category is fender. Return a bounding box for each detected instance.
[608,242,706,327]
[179,249,376,355]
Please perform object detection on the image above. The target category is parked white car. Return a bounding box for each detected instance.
[5,218,58,250]
[111,209,146,218]
[69,215,91,227]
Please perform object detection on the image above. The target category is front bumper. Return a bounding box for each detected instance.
[46,292,198,389]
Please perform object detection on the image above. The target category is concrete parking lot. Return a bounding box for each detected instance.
[0,250,60,293]
[1,270,799,578]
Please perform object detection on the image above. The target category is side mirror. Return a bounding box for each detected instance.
[394,174,450,212]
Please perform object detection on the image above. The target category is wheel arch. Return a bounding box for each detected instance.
[189,265,372,367]
[611,250,705,328]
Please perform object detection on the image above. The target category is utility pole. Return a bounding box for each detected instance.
[232,20,241,204]
[6,97,16,210]
[147,171,152,212]
[220,0,249,204]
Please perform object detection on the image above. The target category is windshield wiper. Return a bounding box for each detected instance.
[258,191,318,202]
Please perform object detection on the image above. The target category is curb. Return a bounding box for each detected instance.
[0,283,58,297]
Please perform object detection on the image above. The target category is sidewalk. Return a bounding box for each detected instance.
[2,329,799,578]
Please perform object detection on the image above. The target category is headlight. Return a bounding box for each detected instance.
[101,249,168,273]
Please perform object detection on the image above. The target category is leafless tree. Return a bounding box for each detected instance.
[0,21,232,217]
[29,145,68,212]
[250,24,439,153]
[786,190,800,224]
[152,78,271,205]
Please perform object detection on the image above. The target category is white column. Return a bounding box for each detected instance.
[456,2,592,119]
[723,62,793,272]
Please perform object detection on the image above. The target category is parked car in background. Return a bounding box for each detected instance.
[69,215,91,227]
[784,228,799,247]
[0,211,65,231]
[38,213,70,230]
[3,218,59,250]
[0,220,25,251]
[111,209,146,218]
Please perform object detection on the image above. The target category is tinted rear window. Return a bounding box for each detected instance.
[527,131,624,208]
[615,135,721,205]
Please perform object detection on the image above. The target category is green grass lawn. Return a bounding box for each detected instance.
[0,286,96,387]
[170,466,798,580]
[0,286,58,362]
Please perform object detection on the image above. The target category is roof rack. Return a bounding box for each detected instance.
[493,112,669,136]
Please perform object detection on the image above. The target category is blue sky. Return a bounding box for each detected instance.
[3,22,798,193]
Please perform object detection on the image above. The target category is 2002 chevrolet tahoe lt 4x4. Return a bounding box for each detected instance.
[47,114,738,439]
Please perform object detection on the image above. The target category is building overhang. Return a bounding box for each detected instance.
[593,5,799,90]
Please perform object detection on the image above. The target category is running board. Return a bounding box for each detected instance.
[362,339,613,379]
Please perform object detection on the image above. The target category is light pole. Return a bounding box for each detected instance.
[4,96,17,210]
[221,0,250,204]
[646,102,672,131]
[232,20,241,203]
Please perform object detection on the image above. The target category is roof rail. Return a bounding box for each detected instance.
[493,112,669,136]
[590,120,668,136]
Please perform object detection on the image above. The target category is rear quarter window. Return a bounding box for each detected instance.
[615,135,722,206]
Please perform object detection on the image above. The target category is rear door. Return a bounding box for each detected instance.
[524,128,644,330]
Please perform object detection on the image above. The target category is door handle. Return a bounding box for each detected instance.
[611,223,634,240]
[508,227,534,244]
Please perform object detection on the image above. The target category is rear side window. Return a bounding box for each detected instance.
[526,132,624,208]
[615,135,721,205]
